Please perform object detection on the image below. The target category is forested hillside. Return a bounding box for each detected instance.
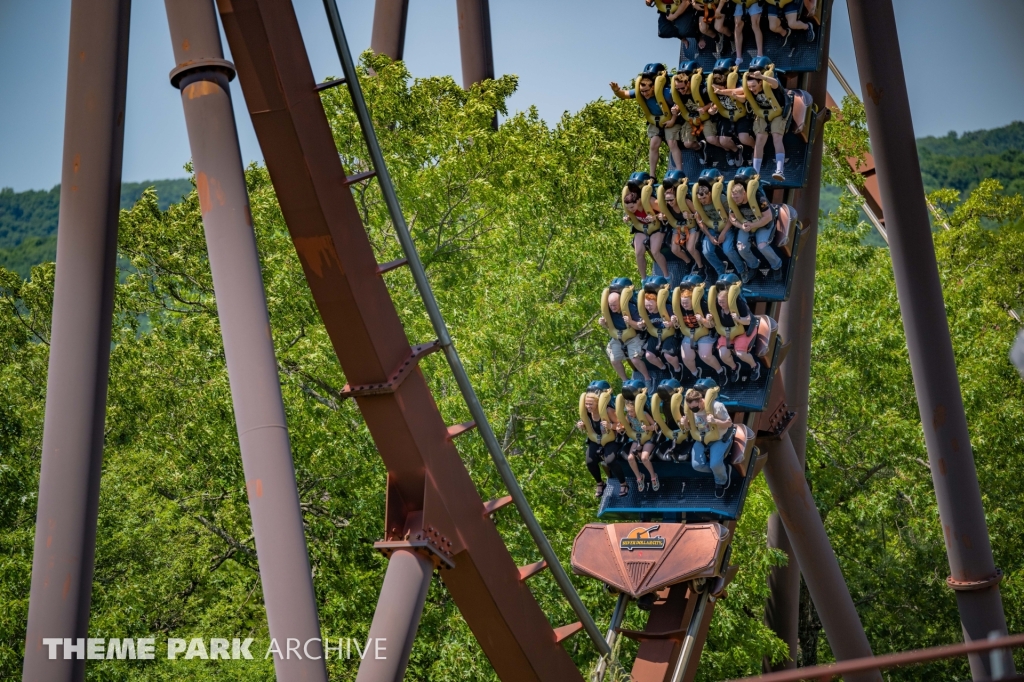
[0,55,1021,680]
[0,179,191,277]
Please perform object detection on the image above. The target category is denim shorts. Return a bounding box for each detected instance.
[734,1,763,17]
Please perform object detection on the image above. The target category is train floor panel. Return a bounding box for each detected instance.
[597,449,757,521]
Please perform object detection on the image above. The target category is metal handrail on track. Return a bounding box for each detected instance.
[320,0,611,657]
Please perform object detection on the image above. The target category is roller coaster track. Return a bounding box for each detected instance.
[217,0,607,680]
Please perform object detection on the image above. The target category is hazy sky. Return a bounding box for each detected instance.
[2,0,1023,191]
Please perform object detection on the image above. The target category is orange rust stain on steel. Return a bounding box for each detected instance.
[939,458,947,476]
[185,79,221,100]
[950,436,960,453]
[71,186,78,192]
[63,573,71,599]
[932,405,947,430]
[78,51,86,62]
[213,177,226,207]
[866,82,883,106]
[962,532,972,549]
[182,39,191,51]
[196,172,211,214]
[248,479,263,498]
[944,524,951,542]
[72,154,81,174]
[293,235,341,279]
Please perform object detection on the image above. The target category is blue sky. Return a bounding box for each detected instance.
[1,0,1023,191]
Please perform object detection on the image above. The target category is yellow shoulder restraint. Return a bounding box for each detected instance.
[623,178,656,233]
[637,281,674,341]
[656,182,694,230]
[727,174,762,221]
[671,285,710,341]
[671,73,710,123]
[633,388,654,444]
[689,70,711,121]
[670,391,689,440]
[601,285,638,342]
[684,384,723,444]
[640,182,660,235]
[634,72,672,127]
[733,0,759,7]
[579,389,615,445]
[615,388,652,444]
[694,178,727,227]
[654,0,684,11]
[708,67,744,122]
[651,390,685,442]
[744,65,783,121]
[656,285,673,329]
[708,281,746,340]
[765,0,795,7]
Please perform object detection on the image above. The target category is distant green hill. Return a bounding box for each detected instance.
[918,121,1024,197]
[0,179,192,278]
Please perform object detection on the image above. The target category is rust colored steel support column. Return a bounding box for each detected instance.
[355,549,434,682]
[765,18,832,672]
[847,2,1012,678]
[763,433,881,682]
[456,0,494,87]
[215,1,582,679]
[22,1,131,679]
[164,2,327,679]
[370,0,409,61]
[630,586,697,682]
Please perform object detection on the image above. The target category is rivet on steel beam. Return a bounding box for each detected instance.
[482,495,514,516]
[446,421,477,441]
[518,559,547,581]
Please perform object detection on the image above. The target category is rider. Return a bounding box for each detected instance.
[651,378,693,463]
[764,0,815,44]
[576,381,629,498]
[728,166,783,278]
[743,56,793,182]
[655,170,704,275]
[707,58,754,168]
[623,172,672,279]
[599,278,653,383]
[731,0,765,70]
[665,63,711,164]
[683,377,736,497]
[637,276,683,378]
[692,169,750,283]
[646,0,702,47]
[617,379,662,492]
[671,274,725,380]
[610,64,683,177]
[711,274,762,381]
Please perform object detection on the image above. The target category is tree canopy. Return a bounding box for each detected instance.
[1,53,1022,680]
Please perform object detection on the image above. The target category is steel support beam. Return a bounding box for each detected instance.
[214,0,583,678]
[763,433,881,682]
[22,2,131,679]
[456,0,494,88]
[847,2,1012,678]
[370,0,409,61]
[764,18,832,671]
[164,1,326,679]
[355,549,434,682]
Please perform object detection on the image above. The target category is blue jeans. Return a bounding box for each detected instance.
[702,228,747,278]
[736,226,782,270]
[692,432,735,485]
